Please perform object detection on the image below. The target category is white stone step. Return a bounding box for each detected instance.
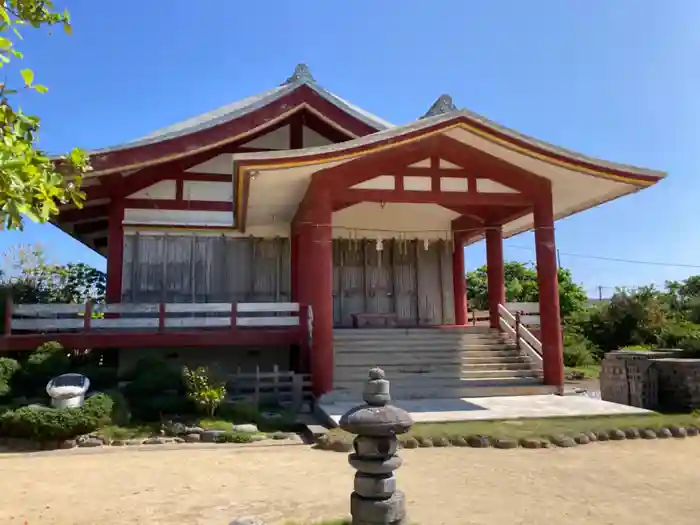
[460,368,542,379]
[459,350,523,358]
[461,355,530,364]
[325,378,551,402]
[333,339,512,349]
[462,361,534,371]
[334,341,515,351]
[335,353,464,367]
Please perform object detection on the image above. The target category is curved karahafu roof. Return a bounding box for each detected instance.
[231,99,665,242]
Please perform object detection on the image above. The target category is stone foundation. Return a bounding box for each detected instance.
[600,350,700,411]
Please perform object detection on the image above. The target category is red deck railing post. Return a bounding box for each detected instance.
[230,302,238,330]
[83,301,92,331]
[158,302,166,332]
[4,296,13,336]
[298,303,310,373]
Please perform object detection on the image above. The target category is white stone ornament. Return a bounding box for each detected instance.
[46,373,90,409]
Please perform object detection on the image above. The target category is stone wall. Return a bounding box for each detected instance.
[600,350,700,411]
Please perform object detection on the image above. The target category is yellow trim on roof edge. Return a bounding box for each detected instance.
[235,120,660,225]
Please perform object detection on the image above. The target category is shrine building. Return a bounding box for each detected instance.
[1,64,666,402]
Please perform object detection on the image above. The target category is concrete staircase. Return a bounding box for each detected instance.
[323,327,551,403]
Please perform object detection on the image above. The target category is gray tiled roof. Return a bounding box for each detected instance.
[89,64,393,155]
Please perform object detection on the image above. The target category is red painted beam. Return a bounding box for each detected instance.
[402,168,471,178]
[435,136,551,197]
[89,84,380,174]
[58,204,109,223]
[0,327,303,351]
[123,199,233,212]
[73,220,109,235]
[335,187,531,207]
[312,136,440,191]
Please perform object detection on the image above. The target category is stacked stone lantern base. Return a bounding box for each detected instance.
[340,368,413,525]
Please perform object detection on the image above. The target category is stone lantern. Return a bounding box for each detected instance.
[339,368,413,525]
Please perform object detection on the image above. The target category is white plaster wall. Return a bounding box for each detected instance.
[351,175,395,190]
[302,126,335,147]
[476,179,518,193]
[123,224,289,238]
[403,176,431,191]
[440,177,468,192]
[187,154,233,175]
[332,202,457,240]
[183,180,234,202]
[129,179,177,199]
[123,208,234,227]
[241,125,290,150]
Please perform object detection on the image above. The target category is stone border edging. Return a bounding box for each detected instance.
[0,431,303,453]
[313,424,700,452]
[0,436,307,457]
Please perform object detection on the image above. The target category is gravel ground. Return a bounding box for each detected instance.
[1,440,698,525]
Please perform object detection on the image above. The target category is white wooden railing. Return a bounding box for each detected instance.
[497,303,543,368]
[503,302,541,327]
[5,301,311,333]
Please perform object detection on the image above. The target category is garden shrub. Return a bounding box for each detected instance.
[0,393,115,441]
[562,330,596,367]
[182,366,226,417]
[0,357,20,398]
[105,389,131,426]
[217,400,260,423]
[82,393,115,426]
[219,430,254,443]
[75,364,118,391]
[121,357,188,421]
[619,345,653,351]
[655,321,700,349]
[15,341,71,397]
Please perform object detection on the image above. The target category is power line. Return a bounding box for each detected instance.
[505,245,700,270]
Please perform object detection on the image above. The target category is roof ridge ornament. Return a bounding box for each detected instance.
[283,63,315,85]
[421,94,458,119]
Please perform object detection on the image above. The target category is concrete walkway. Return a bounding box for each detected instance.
[319,394,651,425]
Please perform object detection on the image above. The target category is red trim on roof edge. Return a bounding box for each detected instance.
[89,85,381,174]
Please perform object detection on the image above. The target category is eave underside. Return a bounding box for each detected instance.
[235,117,664,245]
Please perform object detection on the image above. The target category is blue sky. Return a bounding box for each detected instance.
[2,0,699,298]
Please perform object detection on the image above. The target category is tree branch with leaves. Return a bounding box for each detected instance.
[0,0,89,230]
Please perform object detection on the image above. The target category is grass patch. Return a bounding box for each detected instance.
[97,424,157,441]
[326,413,699,444]
[199,418,233,431]
[565,364,601,379]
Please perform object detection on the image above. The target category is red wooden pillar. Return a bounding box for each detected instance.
[452,233,467,326]
[485,226,505,329]
[297,194,334,397]
[106,198,125,304]
[534,196,564,390]
[290,230,299,302]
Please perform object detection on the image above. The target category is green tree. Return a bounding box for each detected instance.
[2,244,105,304]
[465,261,587,317]
[0,1,89,230]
